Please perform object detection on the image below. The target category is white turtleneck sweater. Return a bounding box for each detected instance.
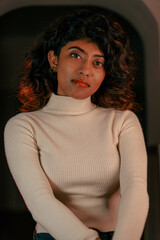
[4,93,149,240]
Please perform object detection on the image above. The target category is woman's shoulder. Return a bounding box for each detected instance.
[100,107,138,121]
[112,109,143,134]
[99,107,142,131]
[5,107,43,124]
[4,111,38,134]
[5,111,32,124]
[114,109,139,121]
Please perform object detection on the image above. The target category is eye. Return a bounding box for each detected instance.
[94,60,104,68]
[70,52,81,59]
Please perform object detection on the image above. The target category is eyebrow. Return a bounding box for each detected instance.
[67,46,105,58]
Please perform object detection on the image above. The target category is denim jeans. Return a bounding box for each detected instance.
[34,233,55,240]
[34,230,114,240]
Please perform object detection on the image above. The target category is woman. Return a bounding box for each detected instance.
[4,9,149,240]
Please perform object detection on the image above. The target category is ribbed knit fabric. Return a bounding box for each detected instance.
[4,93,149,240]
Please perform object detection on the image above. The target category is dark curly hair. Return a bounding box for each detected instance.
[17,9,138,112]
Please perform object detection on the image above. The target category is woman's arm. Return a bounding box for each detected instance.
[4,114,99,240]
[113,111,149,240]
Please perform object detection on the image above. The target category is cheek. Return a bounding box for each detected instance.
[58,62,74,78]
[97,72,105,85]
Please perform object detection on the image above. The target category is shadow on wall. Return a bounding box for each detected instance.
[0,5,145,240]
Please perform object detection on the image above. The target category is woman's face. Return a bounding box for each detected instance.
[48,39,106,99]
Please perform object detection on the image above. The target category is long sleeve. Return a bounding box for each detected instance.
[113,111,149,240]
[4,115,99,240]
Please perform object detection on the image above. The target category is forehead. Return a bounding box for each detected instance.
[61,39,104,55]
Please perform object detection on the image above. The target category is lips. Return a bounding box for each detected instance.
[72,79,90,88]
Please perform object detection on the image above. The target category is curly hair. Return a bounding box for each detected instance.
[17,9,138,112]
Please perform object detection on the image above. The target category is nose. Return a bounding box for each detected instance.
[79,60,92,77]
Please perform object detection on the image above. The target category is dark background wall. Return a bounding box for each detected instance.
[0,5,148,240]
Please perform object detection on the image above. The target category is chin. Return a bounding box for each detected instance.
[70,93,91,99]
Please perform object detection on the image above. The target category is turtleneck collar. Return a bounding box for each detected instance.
[42,93,96,115]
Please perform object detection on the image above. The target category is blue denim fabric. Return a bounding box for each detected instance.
[34,230,114,240]
[34,233,55,240]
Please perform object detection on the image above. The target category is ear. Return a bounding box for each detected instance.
[48,50,58,71]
